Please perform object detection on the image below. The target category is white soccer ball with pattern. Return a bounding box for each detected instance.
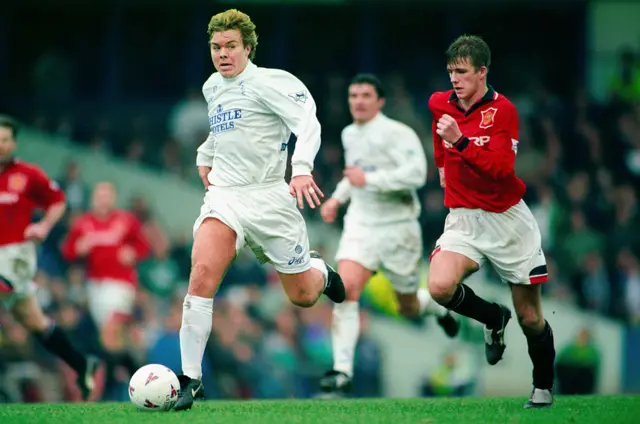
[128,364,180,411]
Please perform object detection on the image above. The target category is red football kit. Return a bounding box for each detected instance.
[429,86,526,212]
[0,159,65,246]
[61,210,150,286]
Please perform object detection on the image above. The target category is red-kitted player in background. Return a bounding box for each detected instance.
[0,114,100,400]
[62,181,150,381]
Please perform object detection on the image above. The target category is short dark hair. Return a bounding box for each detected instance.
[445,35,491,71]
[349,73,385,99]
[0,115,19,139]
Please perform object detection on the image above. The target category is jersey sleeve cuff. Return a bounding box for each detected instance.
[196,153,212,167]
[332,192,349,204]
[291,163,313,177]
[364,172,382,189]
[454,136,470,152]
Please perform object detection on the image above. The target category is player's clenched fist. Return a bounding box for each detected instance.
[436,114,463,144]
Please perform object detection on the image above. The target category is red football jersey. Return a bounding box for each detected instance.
[61,209,150,285]
[429,87,526,212]
[0,159,65,246]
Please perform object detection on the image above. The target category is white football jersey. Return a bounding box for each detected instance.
[196,61,321,187]
[332,113,427,225]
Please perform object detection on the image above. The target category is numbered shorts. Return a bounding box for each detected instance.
[86,279,137,327]
[0,241,38,309]
[335,219,422,293]
[432,200,548,285]
[193,181,311,274]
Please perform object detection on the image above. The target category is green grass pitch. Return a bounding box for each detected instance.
[1,396,639,424]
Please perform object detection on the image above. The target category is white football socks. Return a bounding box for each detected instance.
[179,294,214,380]
[418,287,448,317]
[332,301,360,378]
[310,256,329,289]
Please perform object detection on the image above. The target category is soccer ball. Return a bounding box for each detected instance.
[128,364,180,411]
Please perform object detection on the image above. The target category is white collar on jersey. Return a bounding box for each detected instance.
[219,60,257,83]
[355,111,386,129]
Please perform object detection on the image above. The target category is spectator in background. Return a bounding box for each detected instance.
[609,48,640,106]
[129,195,170,258]
[617,249,640,323]
[168,88,210,149]
[421,351,474,398]
[56,161,89,213]
[555,328,601,395]
[138,240,182,312]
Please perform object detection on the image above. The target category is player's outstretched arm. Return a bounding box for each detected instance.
[364,127,427,192]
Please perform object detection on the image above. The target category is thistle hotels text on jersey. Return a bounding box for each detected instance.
[209,104,242,134]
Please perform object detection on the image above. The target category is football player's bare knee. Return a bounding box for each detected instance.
[280,271,318,308]
[338,260,373,301]
[282,270,321,307]
[12,296,49,332]
[428,251,477,302]
[396,292,420,318]
[511,284,544,331]
[189,218,236,297]
[289,290,317,308]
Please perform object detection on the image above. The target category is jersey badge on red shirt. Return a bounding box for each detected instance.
[8,173,27,193]
[479,107,498,129]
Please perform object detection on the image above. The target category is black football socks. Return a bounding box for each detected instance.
[35,323,87,375]
[524,320,556,389]
[443,283,503,328]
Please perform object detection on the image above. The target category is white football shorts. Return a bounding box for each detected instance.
[335,219,422,293]
[0,241,38,309]
[86,279,137,327]
[432,199,548,285]
[193,181,311,274]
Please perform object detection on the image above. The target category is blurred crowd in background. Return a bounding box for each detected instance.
[0,1,638,404]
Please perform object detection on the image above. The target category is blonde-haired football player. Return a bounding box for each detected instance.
[173,9,345,411]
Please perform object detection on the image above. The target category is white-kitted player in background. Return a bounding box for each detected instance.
[319,74,460,395]
[173,9,346,411]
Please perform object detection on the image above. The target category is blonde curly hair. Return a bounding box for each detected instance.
[207,9,258,60]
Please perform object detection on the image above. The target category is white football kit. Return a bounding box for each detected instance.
[0,241,38,308]
[333,113,427,292]
[193,61,321,273]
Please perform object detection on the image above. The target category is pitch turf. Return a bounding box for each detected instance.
[1,396,639,424]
